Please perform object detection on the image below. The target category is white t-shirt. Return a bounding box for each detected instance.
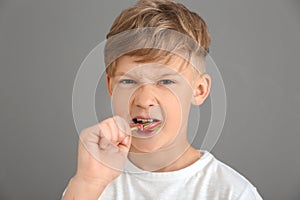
[99,150,263,200]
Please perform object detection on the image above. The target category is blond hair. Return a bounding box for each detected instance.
[105,0,211,76]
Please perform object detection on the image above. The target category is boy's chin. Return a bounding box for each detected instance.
[129,139,163,153]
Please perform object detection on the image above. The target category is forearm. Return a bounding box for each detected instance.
[62,176,108,200]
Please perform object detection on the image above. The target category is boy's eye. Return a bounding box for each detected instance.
[158,79,175,85]
[119,79,137,84]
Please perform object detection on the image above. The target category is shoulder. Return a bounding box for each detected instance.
[198,151,263,199]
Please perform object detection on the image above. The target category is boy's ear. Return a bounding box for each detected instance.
[191,73,211,105]
[106,74,113,97]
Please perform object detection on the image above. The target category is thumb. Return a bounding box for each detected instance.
[118,134,132,152]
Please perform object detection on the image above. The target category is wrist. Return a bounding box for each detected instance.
[62,175,107,200]
[72,174,110,188]
[62,176,108,200]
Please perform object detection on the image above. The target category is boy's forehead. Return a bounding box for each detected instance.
[114,55,193,75]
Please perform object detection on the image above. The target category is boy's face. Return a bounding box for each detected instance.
[106,55,210,153]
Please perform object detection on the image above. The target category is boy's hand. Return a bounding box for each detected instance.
[75,116,132,186]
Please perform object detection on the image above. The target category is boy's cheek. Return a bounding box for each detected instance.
[164,85,194,109]
[111,88,136,119]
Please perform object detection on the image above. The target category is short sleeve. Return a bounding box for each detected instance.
[237,185,263,200]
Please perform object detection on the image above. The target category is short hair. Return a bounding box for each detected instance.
[105,0,211,76]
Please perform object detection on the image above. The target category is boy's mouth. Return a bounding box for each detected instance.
[130,117,162,137]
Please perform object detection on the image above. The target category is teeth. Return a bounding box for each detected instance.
[133,118,159,124]
[141,119,152,123]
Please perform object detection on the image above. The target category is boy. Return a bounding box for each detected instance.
[63,0,263,199]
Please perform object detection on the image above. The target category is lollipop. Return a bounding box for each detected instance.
[130,118,162,132]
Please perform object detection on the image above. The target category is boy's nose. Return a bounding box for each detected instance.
[132,84,157,109]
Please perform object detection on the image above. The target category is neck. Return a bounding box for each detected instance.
[128,140,202,172]
[154,146,202,172]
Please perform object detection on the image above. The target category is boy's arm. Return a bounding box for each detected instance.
[61,176,108,200]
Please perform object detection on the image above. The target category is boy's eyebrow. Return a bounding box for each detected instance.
[114,71,126,77]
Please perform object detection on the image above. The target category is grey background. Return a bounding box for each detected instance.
[0,0,299,199]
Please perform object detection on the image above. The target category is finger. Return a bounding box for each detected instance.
[98,122,112,142]
[111,116,132,150]
[107,119,119,144]
[118,135,131,151]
